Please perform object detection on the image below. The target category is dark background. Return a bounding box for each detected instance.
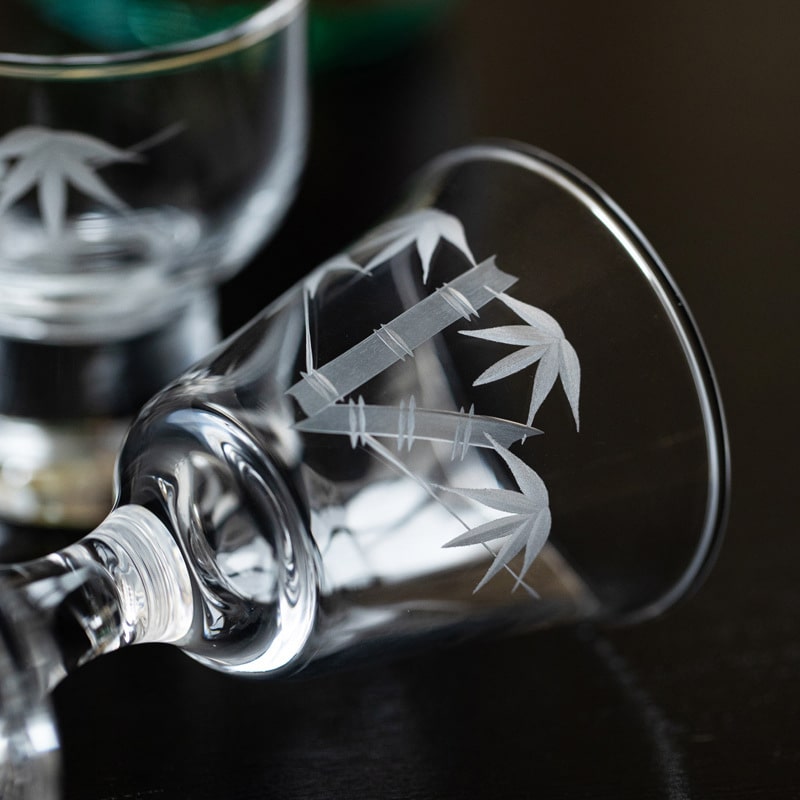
[53,1,800,797]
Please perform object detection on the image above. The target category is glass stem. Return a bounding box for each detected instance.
[1,505,194,692]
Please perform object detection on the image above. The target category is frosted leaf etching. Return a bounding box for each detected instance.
[359,432,539,596]
[0,126,143,237]
[288,208,581,594]
[357,208,477,283]
[441,436,552,592]
[461,291,581,429]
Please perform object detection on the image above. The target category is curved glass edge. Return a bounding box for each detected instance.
[0,0,306,79]
[418,139,731,625]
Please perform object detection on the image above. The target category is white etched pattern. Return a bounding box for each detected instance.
[295,398,539,453]
[287,258,517,417]
[461,291,581,429]
[0,125,141,237]
[300,369,340,405]
[0,123,184,240]
[436,284,479,321]
[375,324,415,361]
[450,404,475,461]
[362,432,539,597]
[288,206,581,594]
[357,208,477,283]
[441,436,553,592]
[397,395,417,451]
[347,396,368,448]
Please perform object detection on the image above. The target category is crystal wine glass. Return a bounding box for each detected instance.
[0,140,728,797]
[0,0,308,528]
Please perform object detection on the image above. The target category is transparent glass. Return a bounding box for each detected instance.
[0,141,728,797]
[0,586,60,800]
[0,0,308,528]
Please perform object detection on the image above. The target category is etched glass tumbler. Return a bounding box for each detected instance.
[0,0,308,528]
[0,141,728,798]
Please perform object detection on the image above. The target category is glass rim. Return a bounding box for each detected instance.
[0,0,306,80]
[418,139,731,624]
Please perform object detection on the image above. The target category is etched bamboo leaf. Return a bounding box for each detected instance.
[471,343,549,386]
[440,436,552,592]
[53,130,139,166]
[0,125,142,238]
[473,521,532,592]
[558,338,581,427]
[461,292,581,429]
[416,224,441,278]
[517,507,551,590]
[361,431,538,596]
[440,515,524,547]
[491,290,564,337]
[0,126,53,157]
[0,149,46,214]
[60,157,128,211]
[440,485,538,515]
[488,433,549,506]
[462,324,553,347]
[359,209,477,282]
[528,345,560,427]
[39,169,65,237]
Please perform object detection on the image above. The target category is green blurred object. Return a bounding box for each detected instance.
[11,0,262,52]
[8,0,455,68]
[309,0,456,70]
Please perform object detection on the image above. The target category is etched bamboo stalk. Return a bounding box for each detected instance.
[294,397,541,458]
[287,257,517,417]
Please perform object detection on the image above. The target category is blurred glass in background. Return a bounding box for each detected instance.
[0,0,308,530]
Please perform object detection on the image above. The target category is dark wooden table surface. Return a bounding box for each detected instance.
[21,1,800,797]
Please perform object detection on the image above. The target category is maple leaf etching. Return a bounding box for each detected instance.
[460,291,581,430]
[358,208,477,282]
[0,125,142,237]
[441,436,552,592]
